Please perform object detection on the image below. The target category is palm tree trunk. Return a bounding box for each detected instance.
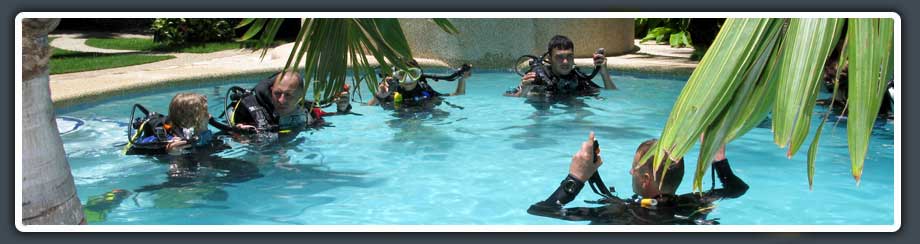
[21,18,85,225]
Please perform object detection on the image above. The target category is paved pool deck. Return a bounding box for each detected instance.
[48,32,698,108]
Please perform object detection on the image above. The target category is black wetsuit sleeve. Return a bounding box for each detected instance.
[707,158,749,199]
[527,174,592,221]
[542,174,586,205]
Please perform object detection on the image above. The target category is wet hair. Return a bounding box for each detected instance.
[547,35,575,54]
[168,93,208,129]
[274,71,305,90]
[632,139,685,196]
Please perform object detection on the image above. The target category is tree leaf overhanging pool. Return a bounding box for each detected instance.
[640,18,894,192]
[235,18,458,104]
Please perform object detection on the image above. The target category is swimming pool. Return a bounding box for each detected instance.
[58,71,895,225]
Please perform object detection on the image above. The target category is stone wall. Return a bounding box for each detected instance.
[400,19,635,69]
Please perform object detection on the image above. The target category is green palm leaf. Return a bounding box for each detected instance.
[643,18,782,184]
[846,18,894,184]
[772,18,844,158]
[236,18,457,103]
[651,17,893,191]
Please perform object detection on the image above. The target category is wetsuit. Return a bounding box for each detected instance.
[509,68,601,99]
[528,159,749,225]
[545,68,601,97]
[228,74,331,132]
[375,78,445,111]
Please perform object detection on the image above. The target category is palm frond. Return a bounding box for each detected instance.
[643,18,782,185]
[846,18,894,184]
[652,17,893,191]
[772,18,844,158]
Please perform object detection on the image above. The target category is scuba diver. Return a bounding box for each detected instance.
[528,133,749,225]
[106,93,265,223]
[367,59,472,112]
[506,35,616,104]
[124,93,238,155]
[222,71,352,140]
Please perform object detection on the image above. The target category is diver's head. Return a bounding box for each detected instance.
[394,59,422,91]
[271,71,305,116]
[168,93,209,133]
[630,139,685,198]
[547,35,575,76]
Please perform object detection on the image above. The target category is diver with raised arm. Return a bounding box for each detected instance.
[528,133,748,225]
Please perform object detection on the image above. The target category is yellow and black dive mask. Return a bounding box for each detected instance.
[392,67,423,87]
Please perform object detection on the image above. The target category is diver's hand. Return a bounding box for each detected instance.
[377,78,392,95]
[521,72,536,86]
[700,133,727,162]
[593,53,607,66]
[165,138,190,155]
[569,132,603,182]
[235,124,257,132]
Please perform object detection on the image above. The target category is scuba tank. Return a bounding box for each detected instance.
[124,104,172,155]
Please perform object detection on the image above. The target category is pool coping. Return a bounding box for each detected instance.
[49,39,697,109]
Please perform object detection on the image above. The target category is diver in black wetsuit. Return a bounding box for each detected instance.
[223,71,352,141]
[367,59,472,113]
[506,35,617,109]
[528,133,749,225]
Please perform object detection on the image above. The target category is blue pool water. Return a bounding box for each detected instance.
[58,71,895,225]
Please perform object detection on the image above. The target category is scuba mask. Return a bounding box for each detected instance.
[392,67,423,88]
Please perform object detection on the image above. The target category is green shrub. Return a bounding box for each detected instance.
[635,18,725,60]
[150,18,234,46]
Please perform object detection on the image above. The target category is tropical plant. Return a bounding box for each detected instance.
[635,18,692,48]
[636,18,725,60]
[639,18,894,192]
[151,18,235,46]
[235,18,458,103]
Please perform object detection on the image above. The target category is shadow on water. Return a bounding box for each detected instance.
[224,142,384,224]
[382,107,460,155]
[505,96,655,150]
[130,153,264,209]
[119,135,379,215]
